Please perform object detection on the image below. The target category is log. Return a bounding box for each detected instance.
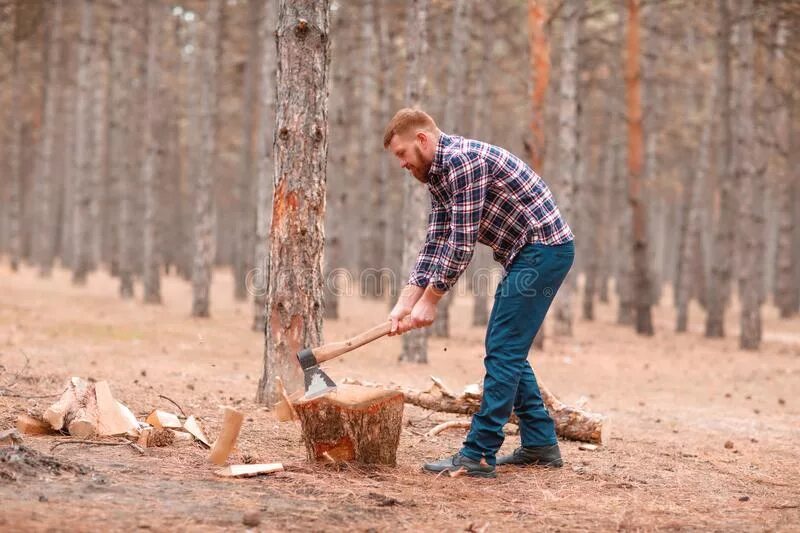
[16,414,55,435]
[342,377,608,445]
[292,384,404,465]
[43,377,89,430]
[66,383,99,438]
[209,408,244,465]
[95,381,138,436]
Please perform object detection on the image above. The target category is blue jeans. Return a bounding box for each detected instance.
[461,241,575,465]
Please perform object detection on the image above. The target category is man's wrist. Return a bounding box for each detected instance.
[421,285,446,305]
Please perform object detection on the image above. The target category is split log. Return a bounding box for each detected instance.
[146,410,182,429]
[292,384,404,465]
[209,408,244,465]
[183,415,211,447]
[43,377,89,430]
[66,384,99,438]
[343,377,607,445]
[95,381,138,436]
[16,414,54,435]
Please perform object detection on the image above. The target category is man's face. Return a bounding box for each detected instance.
[389,131,432,184]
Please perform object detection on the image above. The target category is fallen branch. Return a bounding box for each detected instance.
[426,420,470,437]
[343,377,607,445]
[50,439,145,455]
[158,394,187,417]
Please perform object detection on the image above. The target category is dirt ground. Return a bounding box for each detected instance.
[0,264,799,532]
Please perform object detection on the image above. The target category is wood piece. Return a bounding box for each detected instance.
[137,428,152,448]
[343,377,608,445]
[426,420,470,437]
[209,408,244,465]
[293,384,404,465]
[183,415,211,447]
[16,414,55,435]
[273,377,299,422]
[43,377,88,430]
[66,383,99,438]
[117,402,140,433]
[146,410,182,429]
[95,381,138,436]
[214,463,284,478]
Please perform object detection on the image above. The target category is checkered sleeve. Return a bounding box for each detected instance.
[429,152,489,292]
[407,198,450,287]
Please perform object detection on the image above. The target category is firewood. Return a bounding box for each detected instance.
[342,377,608,446]
[145,410,182,429]
[183,415,211,447]
[214,463,283,478]
[16,414,54,435]
[95,381,138,436]
[43,377,88,430]
[66,383,99,438]
[209,408,244,465]
[292,384,404,465]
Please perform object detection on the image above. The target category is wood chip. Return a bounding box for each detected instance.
[578,443,599,451]
[183,415,211,447]
[145,410,182,429]
[214,463,283,478]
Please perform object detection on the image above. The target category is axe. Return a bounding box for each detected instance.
[297,321,393,399]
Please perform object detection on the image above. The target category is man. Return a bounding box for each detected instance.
[384,108,575,478]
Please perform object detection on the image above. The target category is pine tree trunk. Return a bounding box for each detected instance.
[551,0,582,337]
[89,13,109,273]
[234,0,261,302]
[256,0,331,404]
[705,0,735,338]
[71,0,94,284]
[399,0,430,363]
[624,0,653,336]
[735,0,760,350]
[142,0,163,304]
[34,0,62,277]
[191,0,222,318]
[252,0,277,332]
[7,1,24,272]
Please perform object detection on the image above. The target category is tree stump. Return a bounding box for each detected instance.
[293,384,404,466]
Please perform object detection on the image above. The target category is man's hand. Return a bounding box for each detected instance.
[394,286,445,334]
[388,285,425,336]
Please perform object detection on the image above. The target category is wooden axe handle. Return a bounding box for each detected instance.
[313,321,393,364]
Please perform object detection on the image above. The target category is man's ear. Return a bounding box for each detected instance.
[416,130,427,147]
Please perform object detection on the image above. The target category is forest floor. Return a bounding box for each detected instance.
[0,264,799,532]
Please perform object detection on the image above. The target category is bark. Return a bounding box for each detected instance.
[234,0,261,302]
[252,0,277,332]
[256,0,331,405]
[34,0,62,277]
[705,0,735,338]
[735,0,761,350]
[89,10,109,272]
[624,0,653,335]
[142,0,163,304]
[551,0,582,337]
[526,0,549,173]
[375,0,391,297]
[71,0,94,284]
[191,0,222,317]
[293,385,404,465]
[399,0,430,363]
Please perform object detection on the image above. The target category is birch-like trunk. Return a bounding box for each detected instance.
[256,0,331,404]
[399,0,430,363]
[252,0,277,332]
[191,0,222,317]
[142,0,163,304]
[551,0,582,337]
[735,0,760,350]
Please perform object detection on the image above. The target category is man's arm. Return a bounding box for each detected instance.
[388,199,449,334]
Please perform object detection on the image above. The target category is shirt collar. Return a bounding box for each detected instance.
[427,132,454,181]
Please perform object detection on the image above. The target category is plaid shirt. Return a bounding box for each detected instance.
[409,133,574,292]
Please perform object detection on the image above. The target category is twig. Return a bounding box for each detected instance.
[0,390,58,398]
[426,420,471,438]
[158,394,187,417]
[50,439,145,455]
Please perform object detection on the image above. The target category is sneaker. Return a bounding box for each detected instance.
[422,452,496,478]
[496,444,563,467]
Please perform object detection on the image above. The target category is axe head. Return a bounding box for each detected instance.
[297,348,337,399]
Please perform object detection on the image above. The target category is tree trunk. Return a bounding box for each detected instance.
[34,0,62,277]
[551,0,582,337]
[6,0,25,272]
[252,0,277,332]
[705,0,735,338]
[624,0,653,336]
[399,0,430,364]
[142,0,163,304]
[735,0,760,350]
[256,0,331,405]
[71,0,94,284]
[89,10,109,273]
[191,0,222,317]
[234,0,261,302]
